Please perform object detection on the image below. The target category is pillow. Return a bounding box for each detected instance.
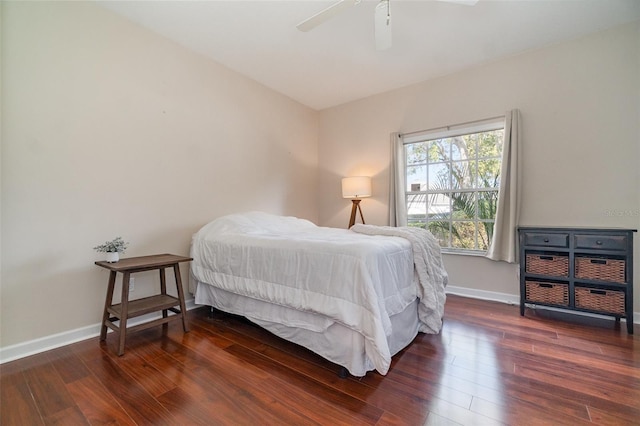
[195,211,316,239]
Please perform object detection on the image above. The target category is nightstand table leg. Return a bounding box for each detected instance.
[100,271,117,341]
[118,272,131,356]
[159,267,168,320]
[173,263,189,332]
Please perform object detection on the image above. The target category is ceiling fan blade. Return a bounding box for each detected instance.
[296,0,362,32]
[374,0,392,51]
[437,0,479,5]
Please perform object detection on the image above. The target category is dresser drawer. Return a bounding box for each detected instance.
[575,256,625,283]
[526,254,569,277]
[523,232,569,248]
[575,287,625,315]
[574,234,627,251]
[525,280,569,306]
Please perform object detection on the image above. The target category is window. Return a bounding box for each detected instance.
[404,119,504,253]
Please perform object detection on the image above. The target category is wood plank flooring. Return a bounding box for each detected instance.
[1,295,638,425]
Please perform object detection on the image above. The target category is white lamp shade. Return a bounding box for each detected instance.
[342,176,372,199]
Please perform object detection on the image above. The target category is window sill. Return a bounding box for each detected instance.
[441,249,487,258]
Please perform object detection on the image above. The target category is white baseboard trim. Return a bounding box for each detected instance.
[0,299,200,364]
[446,285,520,306]
[3,287,638,364]
[446,285,640,325]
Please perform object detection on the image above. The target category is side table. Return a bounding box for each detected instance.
[95,253,192,355]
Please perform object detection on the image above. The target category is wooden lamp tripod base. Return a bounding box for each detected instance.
[342,176,371,229]
[348,199,365,228]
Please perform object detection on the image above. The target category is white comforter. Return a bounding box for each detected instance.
[350,224,448,334]
[190,212,434,374]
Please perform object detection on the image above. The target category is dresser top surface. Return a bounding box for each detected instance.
[518,226,637,233]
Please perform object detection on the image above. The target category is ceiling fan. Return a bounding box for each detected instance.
[296,0,479,51]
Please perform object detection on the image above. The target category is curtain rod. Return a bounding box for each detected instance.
[399,114,505,138]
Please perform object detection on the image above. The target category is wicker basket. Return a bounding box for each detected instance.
[575,257,625,283]
[525,281,569,306]
[575,287,625,315]
[526,254,569,277]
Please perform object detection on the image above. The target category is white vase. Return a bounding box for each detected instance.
[106,252,119,263]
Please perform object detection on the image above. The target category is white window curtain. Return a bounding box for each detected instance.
[388,132,407,226]
[486,109,522,263]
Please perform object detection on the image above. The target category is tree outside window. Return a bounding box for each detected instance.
[405,127,504,252]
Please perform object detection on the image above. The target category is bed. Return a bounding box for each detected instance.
[189,211,447,376]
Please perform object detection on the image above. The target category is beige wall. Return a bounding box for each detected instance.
[1,2,318,347]
[318,22,640,303]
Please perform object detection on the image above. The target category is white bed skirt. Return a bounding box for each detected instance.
[193,280,420,377]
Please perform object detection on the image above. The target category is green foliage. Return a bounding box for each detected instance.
[406,129,503,250]
[93,237,129,253]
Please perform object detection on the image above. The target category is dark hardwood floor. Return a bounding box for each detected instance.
[2,295,638,425]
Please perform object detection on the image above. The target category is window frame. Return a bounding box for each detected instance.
[403,118,505,254]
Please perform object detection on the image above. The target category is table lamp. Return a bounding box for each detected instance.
[342,176,372,228]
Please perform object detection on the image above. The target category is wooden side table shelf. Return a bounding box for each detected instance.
[95,253,192,355]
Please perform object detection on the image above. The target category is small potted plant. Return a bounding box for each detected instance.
[94,237,129,263]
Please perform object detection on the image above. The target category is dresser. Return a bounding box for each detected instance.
[518,227,635,334]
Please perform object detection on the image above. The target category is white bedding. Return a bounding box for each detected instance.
[350,224,448,334]
[190,211,445,376]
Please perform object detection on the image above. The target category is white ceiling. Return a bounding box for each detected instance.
[99,0,640,110]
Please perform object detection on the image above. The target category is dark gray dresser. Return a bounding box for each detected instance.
[518,227,636,334]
